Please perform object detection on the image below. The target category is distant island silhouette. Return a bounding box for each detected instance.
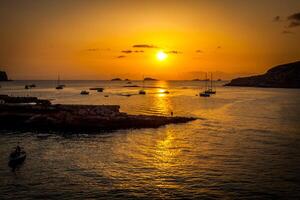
[0,71,8,81]
[144,77,157,81]
[111,78,122,81]
[225,61,300,88]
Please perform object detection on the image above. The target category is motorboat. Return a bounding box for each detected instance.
[80,90,89,95]
[139,89,146,95]
[200,92,210,97]
[8,149,26,167]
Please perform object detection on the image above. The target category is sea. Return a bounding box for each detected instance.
[0,80,300,199]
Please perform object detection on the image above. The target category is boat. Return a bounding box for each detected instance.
[205,73,216,94]
[199,72,211,97]
[25,84,37,89]
[80,90,89,95]
[139,76,146,95]
[139,89,146,95]
[8,149,26,168]
[200,92,210,97]
[89,87,104,92]
[55,75,64,90]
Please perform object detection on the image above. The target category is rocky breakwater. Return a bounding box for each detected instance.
[0,96,196,132]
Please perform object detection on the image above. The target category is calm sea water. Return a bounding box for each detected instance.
[0,80,300,199]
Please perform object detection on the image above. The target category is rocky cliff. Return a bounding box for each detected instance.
[225,61,300,88]
[0,71,8,81]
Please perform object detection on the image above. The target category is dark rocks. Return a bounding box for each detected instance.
[225,61,300,88]
[0,71,8,81]
[0,97,196,132]
[0,95,51,105]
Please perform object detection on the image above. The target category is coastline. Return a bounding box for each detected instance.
[0,95,196,133]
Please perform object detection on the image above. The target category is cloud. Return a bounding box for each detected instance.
[195,50,203,53]
[217,46,221,49]
[86,48,111,52]
[121,50,132,53]
[117,55,126,58]
[121,50,144,53]
[86,48,100,51]
[165,50,182,54]
[132,44,157,48]
[282,30,294,34]
[273,16,281,22]
[287,12,300,28]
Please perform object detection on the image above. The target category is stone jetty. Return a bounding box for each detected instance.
[0,95,196,132]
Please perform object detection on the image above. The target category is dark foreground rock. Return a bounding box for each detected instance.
[0,100,196,132]
[0,71,8,81]
[225,61,300,88]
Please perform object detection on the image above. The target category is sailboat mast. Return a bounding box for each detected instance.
[205,72,207,90]
[211,73,213,90]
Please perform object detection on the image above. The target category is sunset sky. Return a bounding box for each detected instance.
[0,0,299,80]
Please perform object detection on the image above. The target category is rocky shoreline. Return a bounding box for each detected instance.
[0,96,196,132]
[225,61,300,88]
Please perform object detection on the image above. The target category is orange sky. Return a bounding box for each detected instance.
[0,0,300,80]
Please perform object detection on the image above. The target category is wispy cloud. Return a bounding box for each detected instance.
[85,48,111,52]
[121,50,132,53]
[86,48,100,52]
[132,44,157,48]
[287,12,300,28]
[273,16,281,22]
[195,50,203,53]
[117,55,126,58]
[121,50,144,53]
[165,50,182,54]
[282,30,294,34]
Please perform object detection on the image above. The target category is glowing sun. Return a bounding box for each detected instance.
[156,51,167,61]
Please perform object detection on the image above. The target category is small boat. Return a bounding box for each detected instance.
[139,75,146,95]
[139,89,146,95]
[205,88,216,94]
[25,85,30,89]
[199,72,211,97]
[8,149,26,168]
[89,87,104,92]
[200,92,210,97]
[204,73,216,94]
[56,85,64,90]
[104,95,109,97]
[80,90,89,95]
[55,75,64,90]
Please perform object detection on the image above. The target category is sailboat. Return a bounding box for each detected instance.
[139,76,146,95]
[200,72,210,97]
[205,73,216,94]
[55,75,64,90]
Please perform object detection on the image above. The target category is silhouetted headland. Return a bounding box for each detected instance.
[225,61,300,88]
[0,95,195,132]
[0,71,8,81]
[111,78,122,81]
[144,77,157,81]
